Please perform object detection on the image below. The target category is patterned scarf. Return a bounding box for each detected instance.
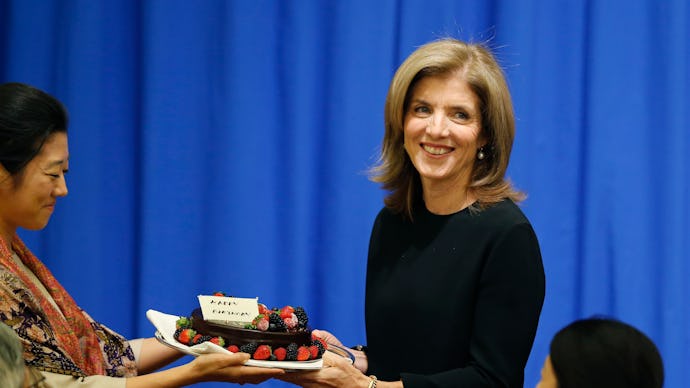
[0,235,137,377]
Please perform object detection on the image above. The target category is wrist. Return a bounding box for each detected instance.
[366,374,377,388]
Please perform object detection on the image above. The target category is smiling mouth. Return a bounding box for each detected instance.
[422,144,453,155]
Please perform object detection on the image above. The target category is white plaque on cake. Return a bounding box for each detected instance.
[198,295,259,324]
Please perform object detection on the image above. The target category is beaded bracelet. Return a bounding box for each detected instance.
[367,375,378,388]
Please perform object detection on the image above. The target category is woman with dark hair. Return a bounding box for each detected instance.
[537,317,664,388]
[0,82,284,387]
[281,38,545,388]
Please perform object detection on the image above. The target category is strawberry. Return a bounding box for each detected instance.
[284,313,298,330]
[258,303,270,315]
[177,328,196,346]
[226,344,239,353]
[252,314,270,331]
[210,336,226,347]
[308,345,319,359]
[296,346,311,361]
[192,333,203,345]
[311,336,328,351]
[273,347,287,361]
[279,305,295,319]
[175,316,192,330]
[253,345,272,360]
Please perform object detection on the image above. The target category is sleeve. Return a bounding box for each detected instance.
[128,338,144,368]
[401,223,546,388]
[42,371,127,388]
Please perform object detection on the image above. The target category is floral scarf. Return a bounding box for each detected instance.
[0,235,137,377]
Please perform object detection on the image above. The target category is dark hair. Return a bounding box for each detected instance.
[0,82,68,176]
[550,317,664,388]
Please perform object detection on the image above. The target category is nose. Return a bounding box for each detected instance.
[53,174,68,197]
[425,113,449,137]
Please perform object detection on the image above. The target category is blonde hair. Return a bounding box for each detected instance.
[370,38,524,219]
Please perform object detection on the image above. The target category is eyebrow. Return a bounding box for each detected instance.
[43,158,70,169]
[410,98,475,112]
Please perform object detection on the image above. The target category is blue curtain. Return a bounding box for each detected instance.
[1,1,688,387]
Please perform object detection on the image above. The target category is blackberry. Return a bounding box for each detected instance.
[269,313,287,332]
[312,339,326,357]
[240,342,259,355]
[286,343,299,361]
[196,335,212,345]
[294,307,308,328]
[173,328,183,340]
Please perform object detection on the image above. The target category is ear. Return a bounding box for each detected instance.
[0,163,10,180]
[0,164,14,191]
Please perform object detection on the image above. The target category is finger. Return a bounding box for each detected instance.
[203,352,251,367]
[238,366,285,376]
[276,370,319,384]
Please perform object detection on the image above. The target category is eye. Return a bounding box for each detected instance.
[413,105,431,115]
[453,111,469,120]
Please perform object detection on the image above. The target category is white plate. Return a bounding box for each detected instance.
[146,309,324,370]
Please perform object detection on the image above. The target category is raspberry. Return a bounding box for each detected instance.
[253,345,272,360]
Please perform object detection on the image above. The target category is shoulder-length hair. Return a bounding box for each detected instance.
[369,38,523,219]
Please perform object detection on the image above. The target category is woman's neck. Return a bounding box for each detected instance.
[0,223,15,252]
[422,184,476,215]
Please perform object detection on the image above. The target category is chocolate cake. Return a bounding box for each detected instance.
[190,308,312,348]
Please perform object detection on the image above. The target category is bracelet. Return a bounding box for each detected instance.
[367,375,378,388]
[352,344,368,353]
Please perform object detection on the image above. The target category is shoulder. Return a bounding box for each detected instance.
[372,206,405,228]
[471,199,533,230]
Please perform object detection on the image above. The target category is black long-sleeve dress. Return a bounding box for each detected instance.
[365,199,545,387]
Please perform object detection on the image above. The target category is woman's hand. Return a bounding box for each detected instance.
[126,352,284,387]
[312,329,368,373]
[278,351,371,388]
[189,353,285,385]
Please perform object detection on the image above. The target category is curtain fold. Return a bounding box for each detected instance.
[2,1,688,386]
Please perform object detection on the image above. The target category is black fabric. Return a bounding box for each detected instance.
[365,199,545,387]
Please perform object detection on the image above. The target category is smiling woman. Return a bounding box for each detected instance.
[402,72,484,214]
[278,38,545,388]
[0,82,285,387]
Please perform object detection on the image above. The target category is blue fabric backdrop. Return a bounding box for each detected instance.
[1,1,688,387]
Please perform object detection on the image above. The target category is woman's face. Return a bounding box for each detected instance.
[403,72,483,192]
[0,132,69,239]
[536,355,558,388]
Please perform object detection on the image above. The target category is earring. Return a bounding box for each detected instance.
[477,147,485,160]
